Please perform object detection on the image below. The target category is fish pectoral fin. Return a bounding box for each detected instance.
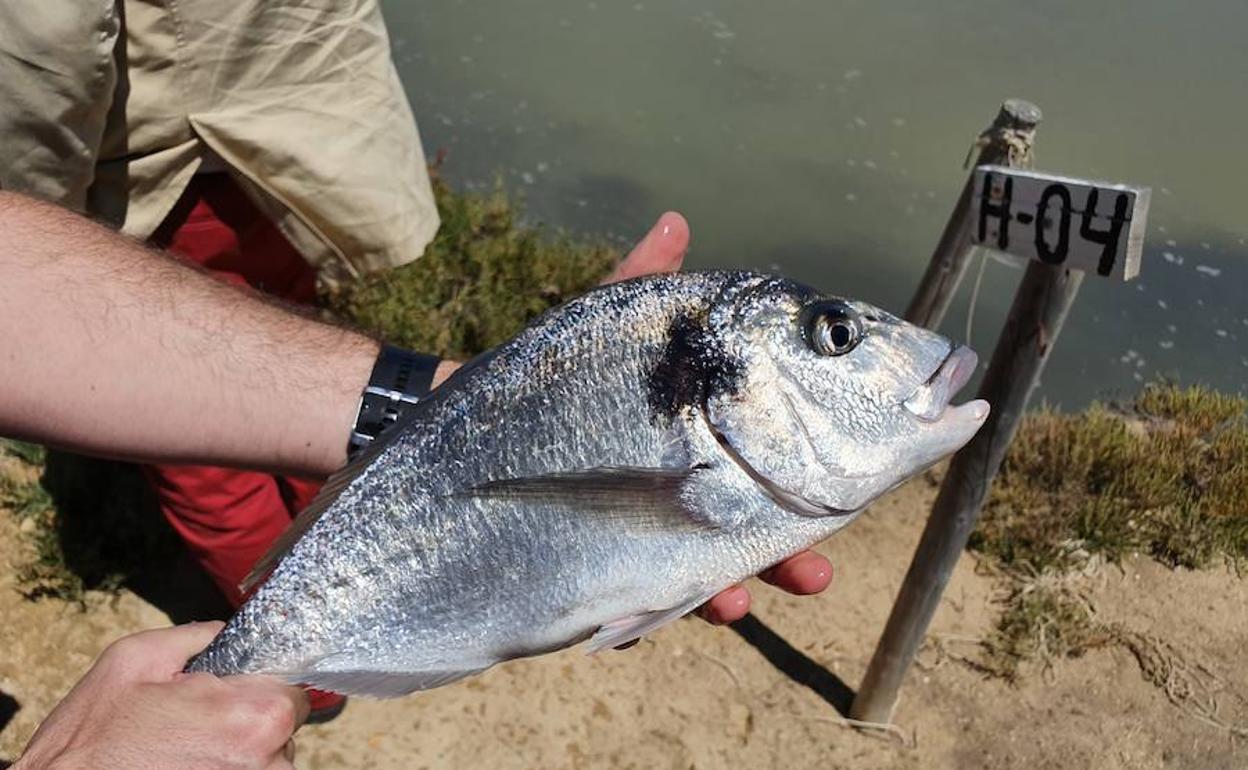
[586,592,716,653]
[458,465,718,531]
[286,666,487,698]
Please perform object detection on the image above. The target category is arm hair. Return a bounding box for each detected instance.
[0,191,379,474]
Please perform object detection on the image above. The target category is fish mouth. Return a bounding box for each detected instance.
[902,345,990,424]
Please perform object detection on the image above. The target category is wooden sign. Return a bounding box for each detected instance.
[971,165,1150,280]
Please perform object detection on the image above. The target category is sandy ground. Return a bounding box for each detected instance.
[2,476,1245,769]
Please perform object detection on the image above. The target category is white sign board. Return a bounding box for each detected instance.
[971,165,1150,280]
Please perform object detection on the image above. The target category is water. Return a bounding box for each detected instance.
[383,0,1247,408]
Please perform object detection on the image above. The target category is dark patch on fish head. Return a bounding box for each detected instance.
[701,277,987,513]
[645,275,816,424]
[646,310,746,421]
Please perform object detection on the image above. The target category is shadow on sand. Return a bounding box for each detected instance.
[0,689,19,767]
[35,452,231,624]
[729,613,856,716]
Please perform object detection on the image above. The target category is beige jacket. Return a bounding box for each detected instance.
[0,0,439,285]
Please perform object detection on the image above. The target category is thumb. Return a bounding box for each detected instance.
[111,621,226,677]
[602,211,690,285]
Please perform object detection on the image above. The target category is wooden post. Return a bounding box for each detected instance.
[904,99,1042,329]
[851,260,1083,724]
[851,160,1150,723]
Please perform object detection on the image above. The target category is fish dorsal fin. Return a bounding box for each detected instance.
[459,465,717,532]
[240,425,406,593]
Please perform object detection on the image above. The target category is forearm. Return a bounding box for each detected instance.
[0,191,376,475]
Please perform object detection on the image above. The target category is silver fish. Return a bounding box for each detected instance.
[187,271,988,696]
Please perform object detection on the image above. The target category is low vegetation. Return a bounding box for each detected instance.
[2,440,68,597]
[972,384,1248,678]
[1,440,176,602]
[325,172,618,360]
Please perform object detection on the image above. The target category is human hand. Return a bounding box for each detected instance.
[604,212,835,625]
[14,622,309,770]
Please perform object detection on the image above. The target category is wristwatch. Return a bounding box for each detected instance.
[347,345,441,458]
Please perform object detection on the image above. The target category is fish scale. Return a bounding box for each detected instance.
[187,271,987,696]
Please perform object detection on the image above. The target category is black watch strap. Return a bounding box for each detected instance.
[348,345,441,458]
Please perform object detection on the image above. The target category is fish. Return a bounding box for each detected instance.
[186,271,988,697]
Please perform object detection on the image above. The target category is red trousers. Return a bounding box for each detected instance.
[146,174,323,608]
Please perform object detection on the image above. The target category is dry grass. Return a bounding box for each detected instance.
[1,440,174,602]
[971,383,1248,678]
[974,384,1248,573]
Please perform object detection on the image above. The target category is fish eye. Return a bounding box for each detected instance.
[805,302,862,356]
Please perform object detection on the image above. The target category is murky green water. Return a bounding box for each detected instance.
[384,0,1247,407]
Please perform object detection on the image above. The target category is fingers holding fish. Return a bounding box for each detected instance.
[758,550,833,596]
[696,551,833,625]
[602,211,690,285]
[699,584,752,625]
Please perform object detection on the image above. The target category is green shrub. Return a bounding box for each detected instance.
[973,384,1248,572]
[325,174,618,360]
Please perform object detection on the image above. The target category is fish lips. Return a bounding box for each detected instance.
[902,345,990,425]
